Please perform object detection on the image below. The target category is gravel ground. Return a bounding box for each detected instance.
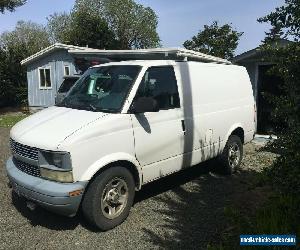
[0,127,277,250]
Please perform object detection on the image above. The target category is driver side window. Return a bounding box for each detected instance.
[135,66,180,110]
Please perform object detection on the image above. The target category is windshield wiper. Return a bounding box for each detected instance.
[98,108,118,113]
[57,101,117,113]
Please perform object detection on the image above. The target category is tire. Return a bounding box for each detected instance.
[219,135,243,175]
[82,166,135,231]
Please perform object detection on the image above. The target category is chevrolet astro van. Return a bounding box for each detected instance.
[6,60,255,230]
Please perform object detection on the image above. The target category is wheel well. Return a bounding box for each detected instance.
[116,160,140,188]
[89,160,140,189]
[231,127,244,144]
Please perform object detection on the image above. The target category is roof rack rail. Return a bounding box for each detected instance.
[21,43,231,66]
[69,48,231,65]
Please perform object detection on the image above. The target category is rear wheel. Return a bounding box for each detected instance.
[82,166,135,231]
[219,135,243,174]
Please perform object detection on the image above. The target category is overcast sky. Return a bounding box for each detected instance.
[0,0,284,55]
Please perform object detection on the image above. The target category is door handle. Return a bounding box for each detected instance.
[181,120,186,135]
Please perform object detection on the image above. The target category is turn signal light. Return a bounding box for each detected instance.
[69,190,83,197]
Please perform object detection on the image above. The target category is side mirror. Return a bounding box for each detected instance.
[130,97,159,113]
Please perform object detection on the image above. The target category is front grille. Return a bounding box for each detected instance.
[10,139,39,161]
[13,158,41,177]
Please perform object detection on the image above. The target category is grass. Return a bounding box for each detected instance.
[0,113,29,127]
[207,194,299,250]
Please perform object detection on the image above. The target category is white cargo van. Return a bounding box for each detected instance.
[6,58,255,230]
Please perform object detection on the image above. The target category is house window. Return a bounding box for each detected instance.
[39,68,52,89]
[64,66,70,76]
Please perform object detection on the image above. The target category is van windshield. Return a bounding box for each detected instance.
[57,65,141,113]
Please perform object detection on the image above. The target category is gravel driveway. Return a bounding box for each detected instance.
[0,127,276,250]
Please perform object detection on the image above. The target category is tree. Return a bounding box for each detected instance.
[73,0,160,49]
[0,47,15,106]
[73,0,104,13]
[68,7,119,49]
[48,0,161,49]
[1,21,51,56]
[258,0,300,195]
[47,12,71,43]
[258,0,300,42]
[183,21,243,60]
[47,8,119,49]
[102,0,160,49]
[0,21,51,107]
[0,0,26,13]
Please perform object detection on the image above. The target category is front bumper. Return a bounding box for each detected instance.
[6,157,88,217]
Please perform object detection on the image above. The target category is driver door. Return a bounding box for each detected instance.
[130,66,185,183]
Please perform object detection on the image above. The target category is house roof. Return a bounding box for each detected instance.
[69,47,231,64]
[20,43,89,65]
[232,39,292,63]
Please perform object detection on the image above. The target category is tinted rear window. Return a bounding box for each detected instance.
[58,79,78,93]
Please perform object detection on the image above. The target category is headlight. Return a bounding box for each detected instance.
[38,150,72,169]
[40,168,73,183]
[38,150,73,183]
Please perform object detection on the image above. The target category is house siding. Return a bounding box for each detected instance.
[27,49,77,107]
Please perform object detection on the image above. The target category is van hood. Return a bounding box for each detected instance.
[10,106,108,150]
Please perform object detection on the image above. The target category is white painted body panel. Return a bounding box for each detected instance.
[131,108,185,183]
[176,62,255,152]
[58,113,138,182]
[10,60,255,189]
[10,106,107,150]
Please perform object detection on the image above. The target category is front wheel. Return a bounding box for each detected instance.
[219,135,243,174]
[82,166,135,231]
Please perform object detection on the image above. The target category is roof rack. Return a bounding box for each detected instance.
[69,48,231,65]
[20,43,231,66]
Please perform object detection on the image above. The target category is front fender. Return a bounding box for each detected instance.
[79,152,142,190]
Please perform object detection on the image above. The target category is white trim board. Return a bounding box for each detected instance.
[64,65,71,76]
[21,43,88,66]
[38,66,52,90]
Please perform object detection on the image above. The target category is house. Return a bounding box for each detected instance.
[21,44,229,111]
[20,44,88,109]
[233,39,291,133]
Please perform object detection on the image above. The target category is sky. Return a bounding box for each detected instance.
[0,0,284,55]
